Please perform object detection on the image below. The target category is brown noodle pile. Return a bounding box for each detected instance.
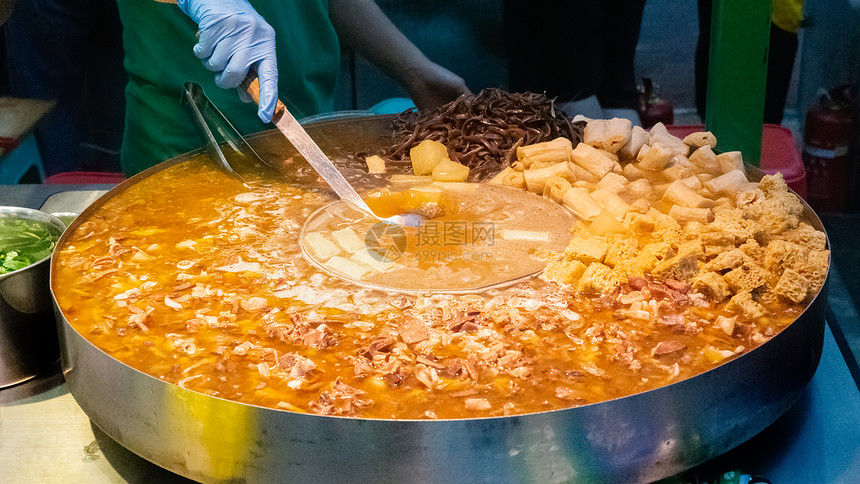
[381,88,585,181]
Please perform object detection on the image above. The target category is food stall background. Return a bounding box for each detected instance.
[0,1,858,186]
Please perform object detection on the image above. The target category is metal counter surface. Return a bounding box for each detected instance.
[1,184,859,483]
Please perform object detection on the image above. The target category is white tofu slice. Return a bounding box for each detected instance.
[352,248,395,273]
[499,230,550,243]
[331,228,366,254]
[303,232,341,261]
[325,256,371,280]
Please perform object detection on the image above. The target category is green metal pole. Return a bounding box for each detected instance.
[705,0,772,167]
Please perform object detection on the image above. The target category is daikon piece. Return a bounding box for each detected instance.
[331,228,366,254]
[651,182,671,197]
[630,198,651,213]
[662,180,715,208]
[703,169,750,195]
[600,172,629,188]
[618,125,649,160]
[716,151,744,173]
[625,178,654,200]
[668,205,715,224]
[568,161,599,182]
[500,229,550,242]
[431,158,470,182]
[604,151,620,163]
[583,120,607,148]
[588,209,626,235]
[562,187,603,221]
[601,118,633,153]
[489,167,526,189]
[303,232,341,261]
[661,155,696,180]
[597,173,627,194]
[365,155,387,174]
[622,162,648,181]
[410,139,449,175]
[682,131,717,148]
[352,248,395,273]
[636,142,673,171]
[570,143,615,178]
[689,145,721,174]
[543,176,572,204]
[696,173,715,183]
[590,188,635,218]
[524,162,573,193]
[517,137,572,165]
[585,118,632,153]
[623,211,656,232]
[680,175,703,191]
[648,122,689,156]
[325,256,371,280]
[527,159,564,171]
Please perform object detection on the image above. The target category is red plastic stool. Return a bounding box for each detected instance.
[666,124,807,199]
[43,171,126,185]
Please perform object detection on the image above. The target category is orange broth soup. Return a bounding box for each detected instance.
[53,156,809,419]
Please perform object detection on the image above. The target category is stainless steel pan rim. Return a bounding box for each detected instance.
[50,116,829,483]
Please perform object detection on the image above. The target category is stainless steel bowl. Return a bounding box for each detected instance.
[49,212,80,228]
[51,116,829,483]
[0,206,65,388]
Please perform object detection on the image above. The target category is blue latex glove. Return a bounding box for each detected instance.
[177,0,278,123]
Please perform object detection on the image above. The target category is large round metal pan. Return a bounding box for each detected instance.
[51,115,828,483]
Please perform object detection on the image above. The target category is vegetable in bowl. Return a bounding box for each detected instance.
[0,216,62,275]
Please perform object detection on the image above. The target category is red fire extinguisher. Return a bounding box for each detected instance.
[802,85,858,212]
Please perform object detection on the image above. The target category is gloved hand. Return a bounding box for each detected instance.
[177,0,278,123]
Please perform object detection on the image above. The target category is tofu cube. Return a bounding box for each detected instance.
[545,259,588,285]
[564,236,608,265]
[576,262,625,294]
[692,271,731,302]
[726,291,766,319]
[773,268,810,303]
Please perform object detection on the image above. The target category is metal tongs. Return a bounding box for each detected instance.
[182,80,422,227]
[180,82,269,182]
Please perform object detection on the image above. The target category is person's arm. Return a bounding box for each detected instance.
[328,0,470,110]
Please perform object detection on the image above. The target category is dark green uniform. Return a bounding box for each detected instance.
[116,1,340,175]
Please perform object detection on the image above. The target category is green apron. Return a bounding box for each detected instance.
[116,0,340,175]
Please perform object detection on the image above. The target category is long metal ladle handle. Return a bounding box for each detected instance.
[240,76,375,216]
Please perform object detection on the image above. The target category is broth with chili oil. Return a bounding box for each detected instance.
[53,164,820,419]
[52,124,828,420]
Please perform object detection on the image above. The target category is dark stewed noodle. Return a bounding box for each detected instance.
[382,89,585,181]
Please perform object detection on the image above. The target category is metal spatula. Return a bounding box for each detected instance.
[240,76,423,227]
